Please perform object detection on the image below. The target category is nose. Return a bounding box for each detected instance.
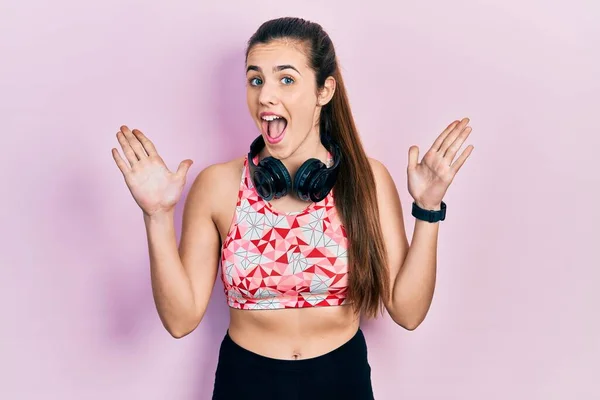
[258,82,279,106]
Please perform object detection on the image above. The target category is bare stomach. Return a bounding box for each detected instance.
[227,304,360,360]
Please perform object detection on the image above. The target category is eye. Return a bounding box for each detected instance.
[281,76,295,85]
[249,77,263,86]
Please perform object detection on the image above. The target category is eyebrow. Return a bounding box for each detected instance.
[246,65,301,75]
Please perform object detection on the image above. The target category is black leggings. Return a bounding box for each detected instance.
[212,328,375,400]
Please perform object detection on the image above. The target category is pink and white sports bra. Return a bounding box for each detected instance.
[220,155,350,310]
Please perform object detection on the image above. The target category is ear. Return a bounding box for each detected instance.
[317,76,336,106]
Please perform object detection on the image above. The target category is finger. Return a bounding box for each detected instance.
[444,126,472,162]
[176,159,194,179]
[407,146,419,170]
[132,129,158,157]
[439,117,470,155]
[431,120,460,152]
[450,145,474,174]
[116,131,139,166]
[111,148,130,174]
[120,125,148,160]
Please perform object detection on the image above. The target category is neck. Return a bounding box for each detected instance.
[282,130,329,180]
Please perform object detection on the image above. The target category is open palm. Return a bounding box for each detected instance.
[111,126,193,216]
[407,118,474,209]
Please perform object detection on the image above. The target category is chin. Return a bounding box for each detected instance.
[264,139,294,160]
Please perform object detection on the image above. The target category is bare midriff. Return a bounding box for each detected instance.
[227,305,360,360]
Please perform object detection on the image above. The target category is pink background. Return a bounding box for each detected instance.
[1,0,598,399]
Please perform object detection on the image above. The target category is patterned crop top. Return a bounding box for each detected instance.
[220,156,350,310]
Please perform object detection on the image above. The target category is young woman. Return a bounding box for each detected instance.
[112,17,473,400]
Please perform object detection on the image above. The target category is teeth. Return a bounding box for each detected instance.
[261,115,283,121]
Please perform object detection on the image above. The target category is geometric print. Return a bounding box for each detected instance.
[220,156,350,310]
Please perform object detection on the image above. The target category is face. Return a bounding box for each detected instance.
[245,40,335,161]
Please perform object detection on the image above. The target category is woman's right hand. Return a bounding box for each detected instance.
[111,125,193,217]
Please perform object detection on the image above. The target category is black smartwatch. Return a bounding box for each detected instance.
[411,201,446,223]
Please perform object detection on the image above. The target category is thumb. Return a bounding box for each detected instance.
[176,159,194,179]
[408,146,419,170]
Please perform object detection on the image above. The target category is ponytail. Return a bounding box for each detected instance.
[322,68,390,318]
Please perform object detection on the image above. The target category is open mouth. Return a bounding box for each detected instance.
[261,114,288,144]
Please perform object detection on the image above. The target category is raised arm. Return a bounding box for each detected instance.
[112,126,221,338]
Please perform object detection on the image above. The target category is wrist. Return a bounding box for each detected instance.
[143,209,175,224]
[412,200,446,223]
[414,201,442,211]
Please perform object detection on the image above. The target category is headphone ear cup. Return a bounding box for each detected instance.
[257,157,292,200]
[293,159,326,202]
[307,169,333,202]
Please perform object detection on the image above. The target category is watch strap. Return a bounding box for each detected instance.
[411,201,446,222]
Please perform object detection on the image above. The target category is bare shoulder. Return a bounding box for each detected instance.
[366,156,404,208]
[183,156,246,243]
[367,157,396,187]
[186,156,245,214]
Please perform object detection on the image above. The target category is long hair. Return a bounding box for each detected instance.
[245,17,390,318]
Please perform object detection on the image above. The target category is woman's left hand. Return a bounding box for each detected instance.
[407,117,474,210]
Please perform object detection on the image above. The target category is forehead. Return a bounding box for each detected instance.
[246,40,311,71]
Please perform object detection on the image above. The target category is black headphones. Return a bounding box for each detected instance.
[247,135,342,203]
